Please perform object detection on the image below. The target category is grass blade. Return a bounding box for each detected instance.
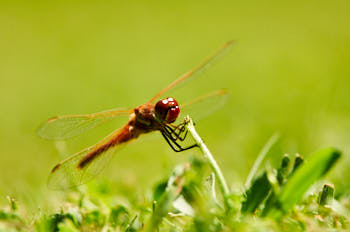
[265,147,341,218]
[245,133,280,189]
[318,183,335,206]
[241,172,271,214]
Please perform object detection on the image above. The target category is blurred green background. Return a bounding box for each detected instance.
[1,0,350,209]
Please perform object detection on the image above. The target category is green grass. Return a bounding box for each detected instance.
[0,120,347,231]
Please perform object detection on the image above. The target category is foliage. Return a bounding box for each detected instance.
[0,142,346,231]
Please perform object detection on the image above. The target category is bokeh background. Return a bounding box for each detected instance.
[1,0,350,209]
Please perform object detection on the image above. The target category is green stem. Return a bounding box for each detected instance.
[244,133,279,189]
[185,116,230,201]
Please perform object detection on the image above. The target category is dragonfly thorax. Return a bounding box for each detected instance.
[133,103,156,126]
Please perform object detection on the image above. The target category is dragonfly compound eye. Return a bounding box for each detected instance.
[155,97,180,123]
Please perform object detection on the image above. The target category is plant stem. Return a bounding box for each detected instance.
[185,116,230,201]
[244,133,279,189]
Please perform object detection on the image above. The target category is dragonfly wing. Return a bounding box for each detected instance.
[47,127,125,190]
[150,41,233,103]
[38,108,132,140]
[179,90,229,122]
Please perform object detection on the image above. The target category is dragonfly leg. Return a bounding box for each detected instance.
[164,126,187,141]
[161,131,197,152]
[165,124,188,141]
[173,123,188,141]
[171,121,189,134]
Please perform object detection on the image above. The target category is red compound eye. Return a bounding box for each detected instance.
[155,97,180,123]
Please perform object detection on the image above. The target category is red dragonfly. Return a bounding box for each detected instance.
[38,41,233,190]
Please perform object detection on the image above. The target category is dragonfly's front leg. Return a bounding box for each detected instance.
[165,120,191,142]
[163,125,186,141]
[161,131,197,152]
[161,120,198,152]
[172,122,188,141]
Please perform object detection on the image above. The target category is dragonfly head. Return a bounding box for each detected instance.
[155,97,180,123]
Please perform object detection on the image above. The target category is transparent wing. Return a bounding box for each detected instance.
[150,40,233,103]
[38,108,132,140]
[47,128,125,190]
[179,90,229,122]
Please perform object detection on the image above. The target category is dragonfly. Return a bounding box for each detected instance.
[38,41,233,190]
